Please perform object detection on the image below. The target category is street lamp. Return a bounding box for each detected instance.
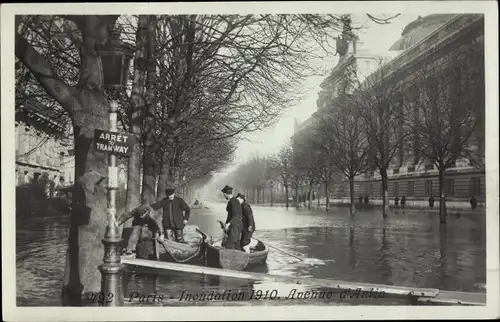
[99,27,134,91]
[97,25,134,307]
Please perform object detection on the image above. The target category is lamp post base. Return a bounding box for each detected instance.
[98,236,124,306]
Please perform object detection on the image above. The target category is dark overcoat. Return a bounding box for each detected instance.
[225,196,243,225]
[151,196,191,230]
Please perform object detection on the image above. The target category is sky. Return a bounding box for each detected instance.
[218,14,418,176]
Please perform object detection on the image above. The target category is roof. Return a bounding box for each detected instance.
[390,14,458,51]
[15,97,69,131]
[16,97,64,120]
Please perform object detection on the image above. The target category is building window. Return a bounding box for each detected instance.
[408,166,415,173]
[425,180,433,197]
[445,179,455,197]
[425,164,434,171]
[368,183,373,196]
[393,182,399,197]
[470,177,481,196]
[393,168,400,175]
[408,181,414,197]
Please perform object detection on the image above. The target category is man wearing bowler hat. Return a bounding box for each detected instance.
[221,185,243,250]
[150,184,191,243]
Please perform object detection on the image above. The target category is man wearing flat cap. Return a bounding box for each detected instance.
[221,185,243,250]
[150,184,191,243]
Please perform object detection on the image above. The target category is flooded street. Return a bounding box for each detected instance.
[16,203,486,306]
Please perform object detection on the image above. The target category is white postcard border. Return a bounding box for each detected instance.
[2,1,498,321]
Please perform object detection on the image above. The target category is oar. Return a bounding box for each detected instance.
[252,236,304,262]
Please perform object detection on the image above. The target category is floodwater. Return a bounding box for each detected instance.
[16,202,486,306]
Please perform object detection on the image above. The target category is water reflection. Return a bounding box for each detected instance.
[16,203,486,306]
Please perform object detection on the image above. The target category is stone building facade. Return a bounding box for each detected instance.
[15,97,75,193]
[292,14,485,208]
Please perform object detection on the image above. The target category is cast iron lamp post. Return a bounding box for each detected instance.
[97,26,134,307]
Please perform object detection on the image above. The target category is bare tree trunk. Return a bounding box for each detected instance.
[270,188,273,206]
[63,103,109,303]
[308,181,313,210]
[141,152,156,204]
[141,15,158,205]
[438,165,447,224]
[325,178,330,212]
[381,168,389,218]
[285,184,289,209]
[317,186,320,210]
[349,175,355,216]
[124,15,149,225]
[295,186,299,209]
[156,156,169,201]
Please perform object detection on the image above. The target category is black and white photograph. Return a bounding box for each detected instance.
[2,1,498,321]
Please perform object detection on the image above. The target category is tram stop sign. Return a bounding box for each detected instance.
[94,129,135,157]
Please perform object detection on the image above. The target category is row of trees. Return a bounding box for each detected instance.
[225,29,485,223]
[15,13,365,302]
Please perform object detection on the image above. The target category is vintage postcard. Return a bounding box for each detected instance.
[2,1,499,321]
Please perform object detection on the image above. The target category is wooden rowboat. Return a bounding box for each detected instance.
[205,238,269,271]
[123,225,209,266]
[122,222,268,271]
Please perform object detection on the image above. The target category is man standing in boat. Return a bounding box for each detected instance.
[221,185,243,250]
[150,185,191,243]
[237,193,256,253]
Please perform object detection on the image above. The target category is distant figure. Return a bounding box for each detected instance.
[221,185,243,250]
[358,195,363,204]
[401,196,406,208]
[364,194,369,205]
[470,196,478,210]
[193,199,199,206]
[428,196,435,208]
[237,193,255,253]
[394,196,400,206]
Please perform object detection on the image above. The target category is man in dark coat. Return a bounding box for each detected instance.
[237,193,255,253]
[122,205,163,258]
[150,185,191,243]
[221,185,243,250]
